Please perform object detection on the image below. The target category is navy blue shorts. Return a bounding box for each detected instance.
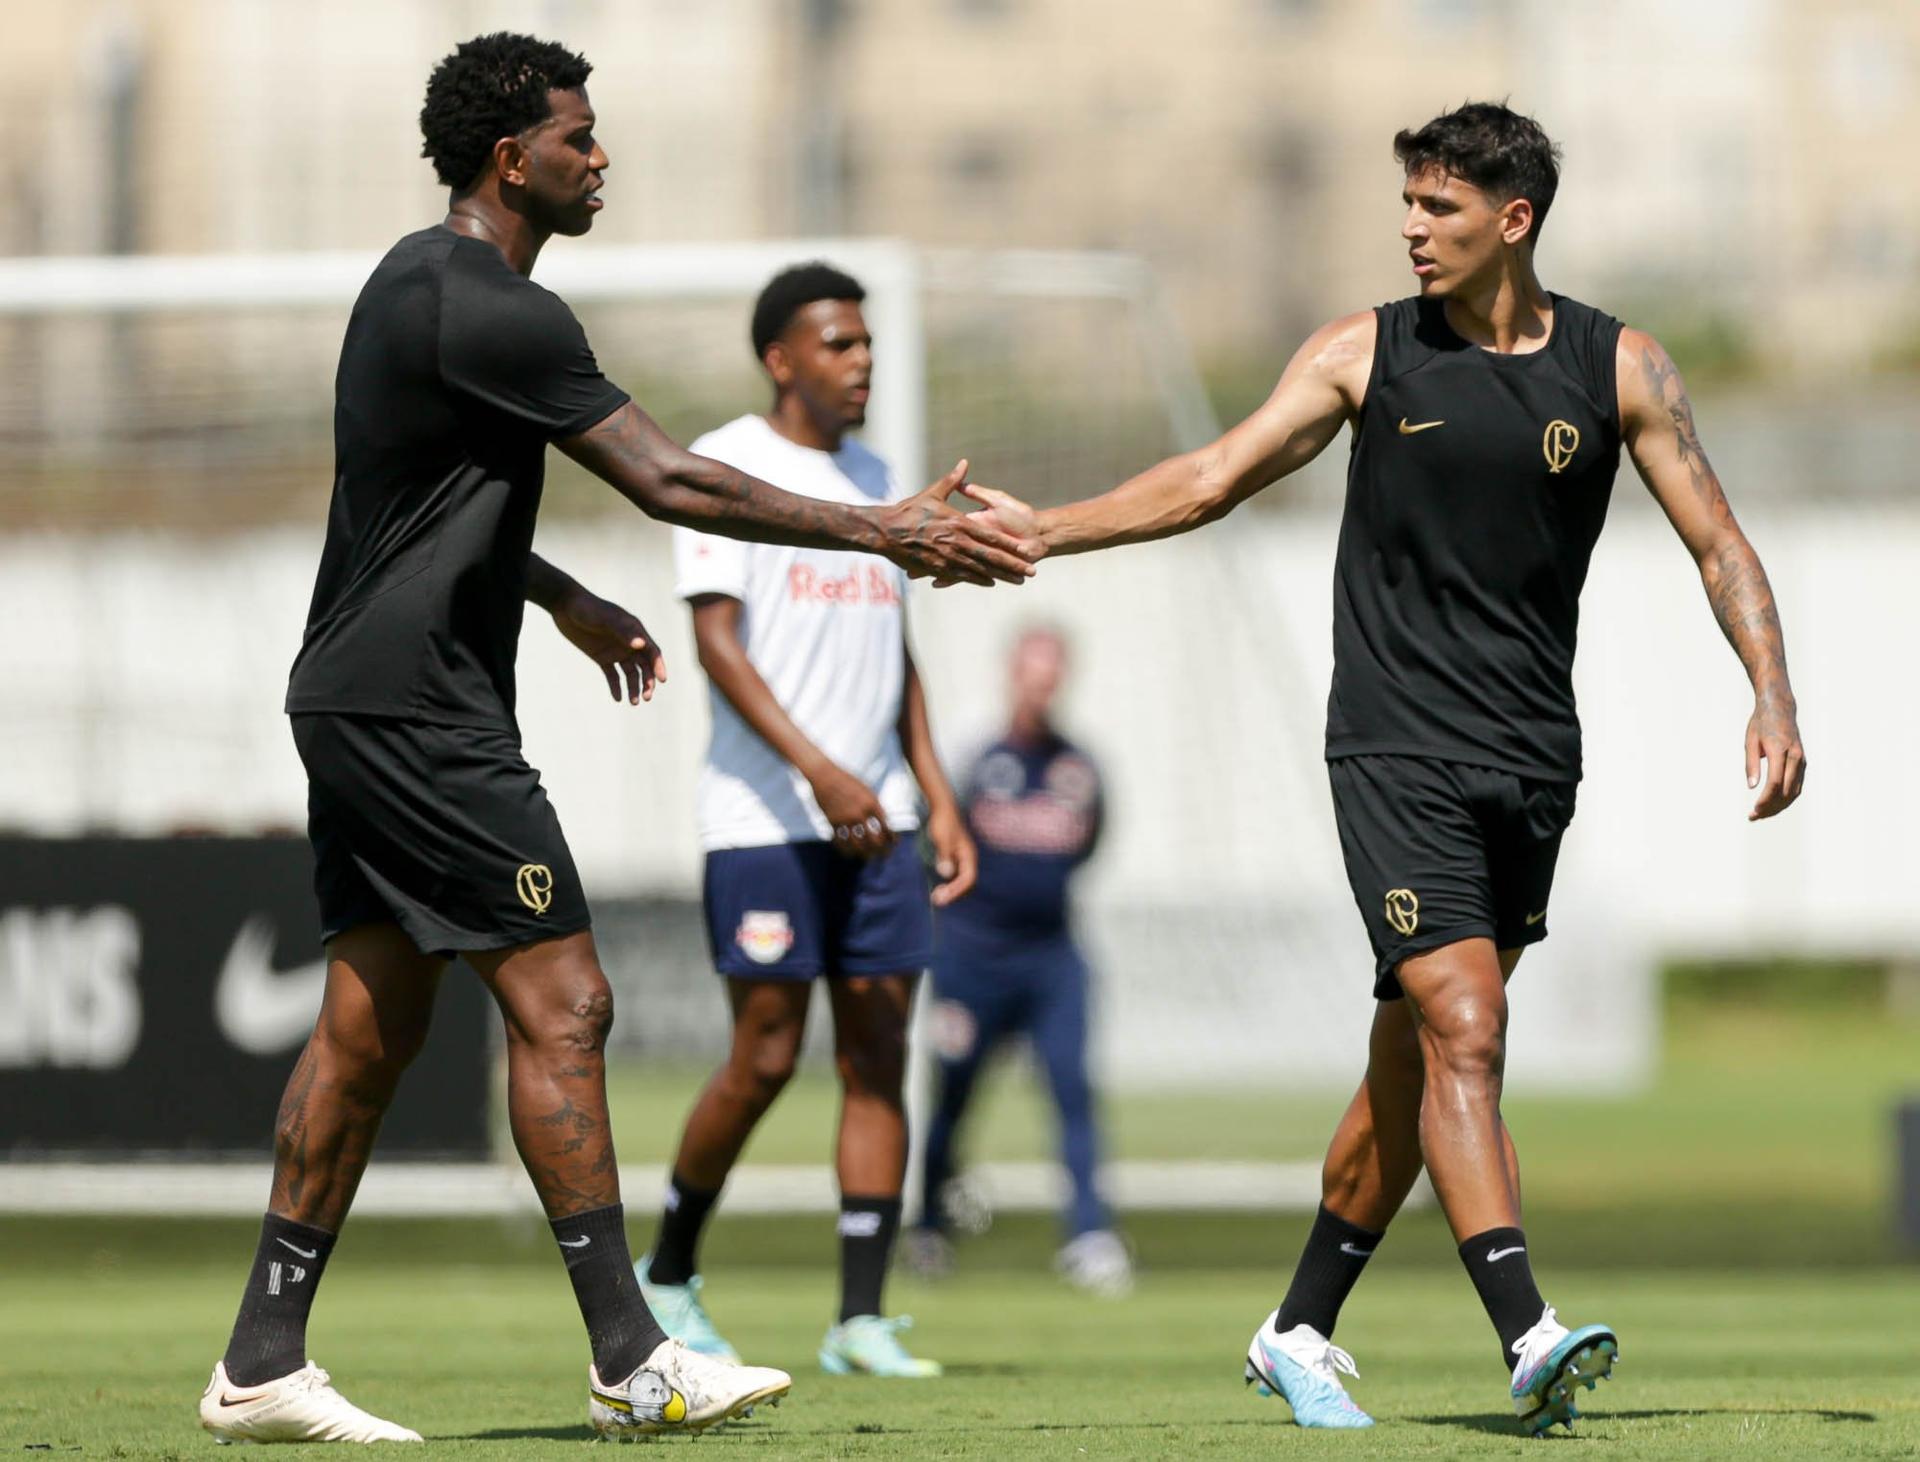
[703,839,933,980]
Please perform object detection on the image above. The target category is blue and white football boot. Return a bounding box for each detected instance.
[1244,1310,1375,1428]
[633,1255,740,1362]
[1509,1305,1619,1435]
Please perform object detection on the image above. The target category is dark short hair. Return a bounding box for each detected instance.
[1393,101,1562,243]
[751,263,867,360]
[420,32,593,189]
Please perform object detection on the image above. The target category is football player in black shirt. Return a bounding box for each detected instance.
[968,103,1804,1435]
[201,32,1037,1447]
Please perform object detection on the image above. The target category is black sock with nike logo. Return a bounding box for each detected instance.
[221,1213,337,1386]
[838,1195,902,1323]
[1460,1226,1547,1369]
[553,1202,668,1384]
[1275,1203,1384,1338]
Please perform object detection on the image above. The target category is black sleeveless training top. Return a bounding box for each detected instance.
[1325,292,1624,781]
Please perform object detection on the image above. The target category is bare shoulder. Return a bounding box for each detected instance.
[1300,309,1377,373]
[1614,326,1688,430]
[1284,309,1377,408]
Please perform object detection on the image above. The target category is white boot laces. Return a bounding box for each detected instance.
[1314,1340,1361,1382]
[1511,1305,1562,1361]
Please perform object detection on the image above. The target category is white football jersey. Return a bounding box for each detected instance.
[674,414,920,851]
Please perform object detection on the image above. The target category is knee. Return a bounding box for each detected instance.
[519,966,616,1063]
[310,1007,429,1100]
[725,1035,799,1111]
[836,1033,907,1102]
[1420,997,1507,1082]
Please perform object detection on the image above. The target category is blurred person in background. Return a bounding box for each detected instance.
[903,626,1129,1296]
[967,101,1805,1435]
[634,263,975,1380]
[202,34,1037,1448]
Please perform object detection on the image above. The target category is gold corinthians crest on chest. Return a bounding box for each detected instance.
[1542,419,1580,474]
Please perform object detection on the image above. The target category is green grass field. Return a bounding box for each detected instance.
[5,995,1918,1457]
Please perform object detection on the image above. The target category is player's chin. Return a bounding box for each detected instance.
[554,201,603,237]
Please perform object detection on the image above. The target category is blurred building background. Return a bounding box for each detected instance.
[5,0,1919,381]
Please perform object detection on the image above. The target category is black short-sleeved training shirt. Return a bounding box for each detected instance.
[1326,293,1624,781]
[285,226,629,730]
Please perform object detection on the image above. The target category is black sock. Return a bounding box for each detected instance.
[1275,1204,1383,1338]
[552,1203,669,1382]
[221,1213,337,1386]
[646,1172,721,1286]
[1459,1226,1547,1369]
[838,1195,902,1323]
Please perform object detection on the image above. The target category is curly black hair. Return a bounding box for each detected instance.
[751,263,867,360]
[1394,101,1562,243]
[419,32,593,190]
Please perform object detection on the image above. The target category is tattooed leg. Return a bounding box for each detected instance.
[468,930,623,1217]
[268,922,445,1229]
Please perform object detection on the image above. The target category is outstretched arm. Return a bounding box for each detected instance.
[1618,329,1806,819]
[972,312,1374,557]
[558,402,1037,586]
[526,553,666,704]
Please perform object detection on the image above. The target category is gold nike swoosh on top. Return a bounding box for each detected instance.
[1398,418,1445,434]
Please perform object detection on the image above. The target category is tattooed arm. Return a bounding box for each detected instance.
[1618,328,1806,820]
[967,311,1373,557]
[557,401,1037,586]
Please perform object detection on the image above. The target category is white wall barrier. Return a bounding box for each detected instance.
[2,498,1911,1091]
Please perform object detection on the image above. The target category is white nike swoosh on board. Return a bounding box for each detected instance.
[215,916,329,1056]
[275,1237,319,1259]
[560,1236,591,1248]
[1486,1246,1527,1262]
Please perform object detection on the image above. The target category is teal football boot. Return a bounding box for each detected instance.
[1244,1309,1375,1428]
[633,1256,740,1362]
[1509,1306,1619,1435]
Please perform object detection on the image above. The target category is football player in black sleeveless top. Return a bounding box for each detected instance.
[204,32,1041,1448]
[970,103,1805,1434]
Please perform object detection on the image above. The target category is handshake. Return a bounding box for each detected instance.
[871,459,1044,588]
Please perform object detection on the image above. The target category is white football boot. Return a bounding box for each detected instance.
[1509,1305,1619,1435]
[588,1336,791,1437]
[1244,1312,1375,1428]
[199,1360,422,1444]
[1053,1229,1136,1298]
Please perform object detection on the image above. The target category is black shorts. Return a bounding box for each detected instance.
[1327,753,1577,1000]
[291,713,591,955]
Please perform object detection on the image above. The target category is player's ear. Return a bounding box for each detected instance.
[762,341,794,389]
[1501,197,1535,247]
[493,134,530,189]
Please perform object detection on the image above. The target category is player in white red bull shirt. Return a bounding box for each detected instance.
[636,263,974,1379]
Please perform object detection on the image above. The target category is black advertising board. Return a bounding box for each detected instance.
[0,837,490,1157]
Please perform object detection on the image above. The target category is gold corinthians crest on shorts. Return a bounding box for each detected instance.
[1542,419,1580,474]
[515,862,554,915]
[1384,887,1420,937]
